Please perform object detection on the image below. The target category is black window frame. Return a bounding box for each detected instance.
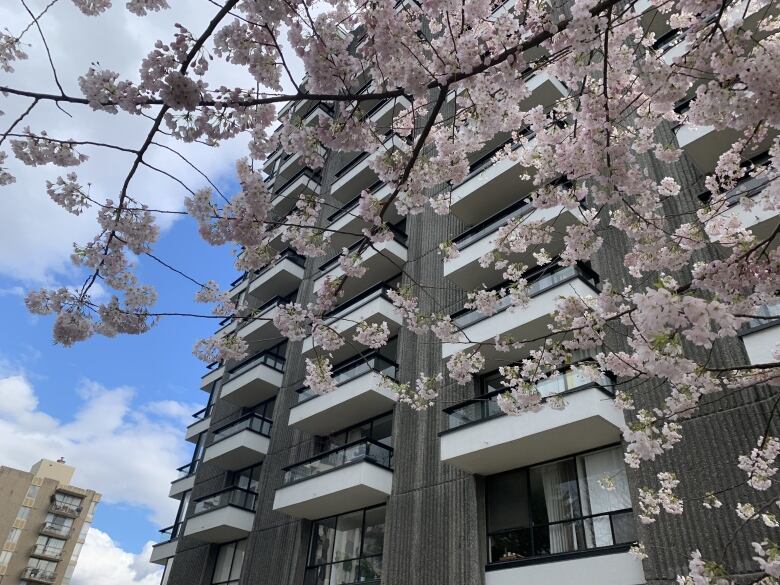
[211,539,247,585]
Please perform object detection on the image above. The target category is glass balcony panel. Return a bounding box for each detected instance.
[212,413,273,444]
[283,440,394,485]
[192,487,257,516]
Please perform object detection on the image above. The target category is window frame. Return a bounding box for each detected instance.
[484,443,636,569]
[211,539,246,585]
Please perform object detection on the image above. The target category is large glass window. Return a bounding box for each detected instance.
[212,540,246,585]
[486,445,635,564]
[321,413,393,453]
[305,505,385,585]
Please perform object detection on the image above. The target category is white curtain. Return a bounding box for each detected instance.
[540,463,578,553]
[578,447,631,547]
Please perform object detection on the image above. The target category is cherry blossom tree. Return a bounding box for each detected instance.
[1,0,779,581]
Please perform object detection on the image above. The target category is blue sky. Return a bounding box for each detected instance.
[0,213,236,553]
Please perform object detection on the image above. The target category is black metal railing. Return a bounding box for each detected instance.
[191,486,258,516]
[228,345,287,378]
[21,567,57,583]
[175,460,198,479]
[211,412,273,444]
[450,261,600,329]
[326,180,385,223]
[282,439,394,486]
[318,225,407,273]
[189,404,213,426]
[296,352,399,404]
[453,195,535,249]
[30,544,63,560]
[334,151,370,180]
[324,281,397,322]
[158,522,182,542]
[443,368,614,431]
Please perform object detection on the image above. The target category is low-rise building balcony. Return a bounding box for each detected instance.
[169,461,197,499]
[302,283,403,362]
[247,249,305,304]
[441,262,601,367]
[39,522,70,539]
[329,134,407,202]
[202,412,272,470]
[149,524,180,565]
[269,167,322,217]
[220,346,285,407]
[30,545,63,562]
[289,353,398,435]
[440,370,622,474]
[326,182,399,249]
[273,439,394,519]
[235,292,296,349]
[200,362,224,391]
[444,191,584,289]
[183,487,257,543]
[185,404,213,443]
[741,302,780,366]
[449,131,536,224]
[21,568,57,584]
[314,230,407,301]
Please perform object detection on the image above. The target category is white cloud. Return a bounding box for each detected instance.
[71,529,162,585]
[0,372,200,525]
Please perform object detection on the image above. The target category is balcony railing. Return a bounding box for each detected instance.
[296,352,398,404]
[189,404,213,425]
[30,545,63,560]
[21,568,57,583]
[158,522,182,542]
[318,225,408,274]
[191,486,258,516]
[211,412,273,445]
[176,460,198,479]
[228,344,287,378]
[453,195,535,250]
[39,522,71,538]
[49,500,82,518]
[443,368,614,431]
[324,281,398,322]
[273,167,321,196]
[326,180,385,223]
[698,155,772,206]
[282,439,394,486]
[453,129,533,189]
[451,261,600,329]
[742,302,780,334]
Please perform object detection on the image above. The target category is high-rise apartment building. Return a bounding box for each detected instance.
[149,2,779,585]
[0,459,100,585]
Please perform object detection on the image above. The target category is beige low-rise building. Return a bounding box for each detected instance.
[0,458,100,585]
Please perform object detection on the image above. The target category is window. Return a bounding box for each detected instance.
[44,513,74,537]
[53,492,83,515]
[485,445,636,564]
[305,505,385,585]
[212,540,246,585]
[7,528,21,544]
[0,550,11,565]
[321,412,393,453]
[17,507,30,521]
[25,485,40,500]
[27,557,57,573]
[35,536,66,555]
[226,464,261,509]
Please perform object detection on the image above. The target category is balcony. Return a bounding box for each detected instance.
[449,132,536,224]
[741,303,780,366]
[366,95,412,133]
[48,499,82,518]
[183,487,257,543]
[444,192,584,289]
[440,371,622,474]
[185,404,212,443]
[442,262,601,366]
[220,347,285,407]
[289,353,398,434]
[21,568,57,584]
[202,413,272,470]
[302,283,403,362]
[329,134,407,202]
[314,231,407,301]
[235,292,295,350]
[39,522,70,539]
[30,545,63,562]
[273,439,394,519]
[149,525,180,565]
[326,182,399,249]
[269,168,321,217]
[169,462,197,499]
[200,362,224,391]
[247,249,305,304]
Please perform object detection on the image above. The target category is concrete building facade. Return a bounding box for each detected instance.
[0,459,100,585]
[150,2,780,585]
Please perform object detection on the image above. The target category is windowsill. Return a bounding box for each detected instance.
[485,543,633,571]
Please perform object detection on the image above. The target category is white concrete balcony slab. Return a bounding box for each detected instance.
[330,134,407,202]
[228,273,250,302]
[184,487,257,543]
[440,380,623,475]
[444,196,584,289]
[200,365,224,391]
[202,413,272,470]
[449,137,536,224]
[220,350,285,407]
[247,250,305,304]
[485,550,645,585]
[709,173,779,243]
[215,317,237,338]
[314,236,407,301]
[302,285,403,362]
[326,183,399,249]
[741,304,780,366]
[367,96,411,133]
[273,440,394,519]
[169,464,197,499]
[441,263,601,367]
[149,525,180,565]
[289,359,398,435]
[270,167,321,217]
[236,295,291,350]
[185,406,212,443]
